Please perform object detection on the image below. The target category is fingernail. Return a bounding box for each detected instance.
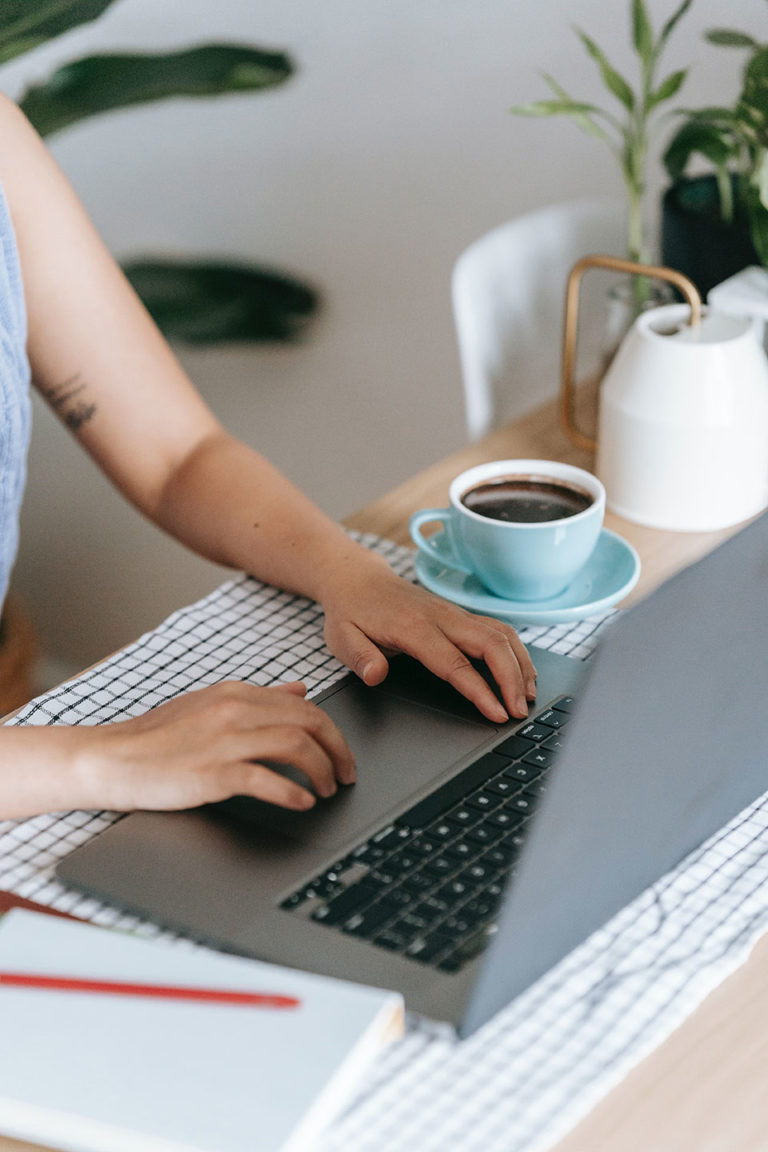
[491,701,508,723]
[526,678,537,699]
[515,695,529,717]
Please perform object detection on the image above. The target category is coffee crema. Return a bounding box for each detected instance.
[461,476,593,524]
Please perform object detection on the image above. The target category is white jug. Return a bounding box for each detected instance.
[561,255,768,532]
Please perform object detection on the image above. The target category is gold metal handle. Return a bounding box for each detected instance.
[560,254,702,452]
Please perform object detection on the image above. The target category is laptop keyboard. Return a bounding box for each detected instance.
[280,694,575,972]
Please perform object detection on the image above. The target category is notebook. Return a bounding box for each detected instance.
[0,909,403,1152]
[57,511,768,1037]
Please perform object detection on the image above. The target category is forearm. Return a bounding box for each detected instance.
[153,431,388,602]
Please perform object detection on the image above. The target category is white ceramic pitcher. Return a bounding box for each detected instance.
[561,255,768,532]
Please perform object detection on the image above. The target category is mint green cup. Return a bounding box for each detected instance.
[410,459,605,602]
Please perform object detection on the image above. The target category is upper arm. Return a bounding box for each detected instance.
[0,93,222,514]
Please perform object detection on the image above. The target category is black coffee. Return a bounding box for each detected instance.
[461,476,592,523]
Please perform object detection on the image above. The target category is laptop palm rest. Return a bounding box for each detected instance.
[215,675,495,849]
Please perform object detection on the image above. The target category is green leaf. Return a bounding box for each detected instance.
[663,118,733,178]
[659,0,695,53]
[122,259,319,344]
[539,76,612,140]
[0,0,117,64]
[631,0,654,63]
[510,96,610,141]
[705,29,760,48]
[19,43,293,138]
[743,47,768,124]
[578,30,635,111]
[648,68,687,110]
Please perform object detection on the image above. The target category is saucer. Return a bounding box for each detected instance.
[414,528,641,625]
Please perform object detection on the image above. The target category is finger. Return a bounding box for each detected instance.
[468,618,538,706]
[488,621,538,697]
[272,680,308,696]
[228,759,317,811]
[399,623,514,723]
[210,683,356,786]
[329,620,389,687]
[232,724,339,798]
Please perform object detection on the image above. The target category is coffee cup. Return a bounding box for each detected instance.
[409,459,605,601]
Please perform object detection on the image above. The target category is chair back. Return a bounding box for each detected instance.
[452,200,626,440]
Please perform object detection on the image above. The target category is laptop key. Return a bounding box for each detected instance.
[516,721,552,742]
[313,881,380,925]
[464,824,505,847]
[536,708,568,729]
[421,852,457,876]
[425,820,461,842]
[465,791,504,813]
[553,695,576,713]
[443,839,477,863]
[486,808,524,830]
[484,776,520,797]
[409,835,443,855]
[373,825,413,849]
[344,900,400,938]
[449,806,481,827]
[501,762,540,785]
[522,749,552,769]
[542,733,566,752]
[395,752,510,829]
[385,850,421,873]
[373,928,409,952]
[494,733,536,759]
[406,931,454,964]
[401,872,434,895]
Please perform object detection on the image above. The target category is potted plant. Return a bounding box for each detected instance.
[662,20,768,296]
[511,0,693,277]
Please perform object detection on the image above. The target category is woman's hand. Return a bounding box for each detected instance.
[319,551,537,724]
[74,680,355,812]
[0,681,356,823]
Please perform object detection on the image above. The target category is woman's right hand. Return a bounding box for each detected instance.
[66,680,355,814]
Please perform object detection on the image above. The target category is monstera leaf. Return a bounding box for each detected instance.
[20,44,293,138]
[4,4,318,345]
[123,260,318,344]
[0,0,117,64]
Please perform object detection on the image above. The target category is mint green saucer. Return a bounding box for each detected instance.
[414,528,640,625]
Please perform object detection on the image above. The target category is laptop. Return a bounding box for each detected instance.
[57,512,768,1037]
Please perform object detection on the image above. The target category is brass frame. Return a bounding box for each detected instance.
[560,254,702,452]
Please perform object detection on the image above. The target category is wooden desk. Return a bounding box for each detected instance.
[1,394,763,1152]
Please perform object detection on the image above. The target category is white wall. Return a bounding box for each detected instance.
[3,0,763,667]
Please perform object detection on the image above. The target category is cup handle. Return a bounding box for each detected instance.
[409,508,474,573]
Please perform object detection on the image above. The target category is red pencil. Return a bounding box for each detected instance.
[0,971,300,1008]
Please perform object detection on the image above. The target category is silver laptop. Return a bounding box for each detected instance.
[57,513,768,1037]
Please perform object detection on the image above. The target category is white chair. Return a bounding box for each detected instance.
[452,200,626,440]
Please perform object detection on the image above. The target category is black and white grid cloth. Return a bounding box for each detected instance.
[3,534,768,1152]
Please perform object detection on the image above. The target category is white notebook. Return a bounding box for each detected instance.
[0,909,404,1152]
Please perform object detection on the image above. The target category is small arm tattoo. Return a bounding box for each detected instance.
[41,373,97,432]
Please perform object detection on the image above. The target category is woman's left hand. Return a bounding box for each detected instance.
[320,551,537,723]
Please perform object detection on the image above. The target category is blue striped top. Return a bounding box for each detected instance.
[0,183,31,614]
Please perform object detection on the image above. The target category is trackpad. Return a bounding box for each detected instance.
[215,677,494,848]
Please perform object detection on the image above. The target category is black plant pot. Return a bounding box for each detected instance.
[661,174,759,298]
